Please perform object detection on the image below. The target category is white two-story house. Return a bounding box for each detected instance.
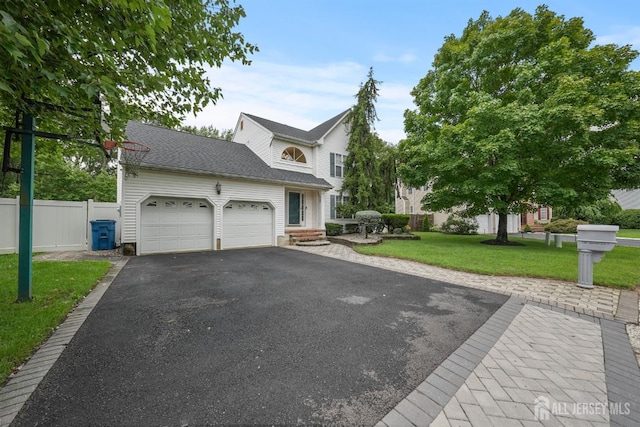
[117,110,351,255]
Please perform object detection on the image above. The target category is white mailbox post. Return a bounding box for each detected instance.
[576,225,619,289]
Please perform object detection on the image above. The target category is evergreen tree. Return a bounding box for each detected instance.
[340,68,396,214]
[178,124,233,141]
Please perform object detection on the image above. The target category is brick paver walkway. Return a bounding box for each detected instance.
[430,305,608,426]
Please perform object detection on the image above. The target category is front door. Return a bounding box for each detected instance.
[288,192,304,226]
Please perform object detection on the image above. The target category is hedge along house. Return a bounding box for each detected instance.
[118,110,351,255]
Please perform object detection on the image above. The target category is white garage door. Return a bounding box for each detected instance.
[475,214,490,234]
[223,201,273,249]
[141,197,213,254]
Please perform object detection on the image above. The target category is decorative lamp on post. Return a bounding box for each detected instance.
[216,181,222,195]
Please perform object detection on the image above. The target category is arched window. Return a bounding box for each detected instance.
[281,147,306,163]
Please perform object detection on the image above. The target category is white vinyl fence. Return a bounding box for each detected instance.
[0,197,120,254]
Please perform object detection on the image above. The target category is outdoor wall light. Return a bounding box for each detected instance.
[216,181,222,195]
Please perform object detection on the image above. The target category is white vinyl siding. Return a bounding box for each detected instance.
[232,115,274,166]
[611,189,640,209]
[317,123,350,222]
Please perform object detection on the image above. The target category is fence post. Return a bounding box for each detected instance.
[14,196,20,253]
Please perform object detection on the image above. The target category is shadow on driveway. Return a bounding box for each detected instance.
[14,248,507,426]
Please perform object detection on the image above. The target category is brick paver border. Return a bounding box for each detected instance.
[0,259,129,427]
[602,319,640,426]
[376,297,526,426]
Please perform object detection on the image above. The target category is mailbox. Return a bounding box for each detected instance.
[577,225,618,252]
[576,225,619,289]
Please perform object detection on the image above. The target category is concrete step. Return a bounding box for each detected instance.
[295,240,330,246]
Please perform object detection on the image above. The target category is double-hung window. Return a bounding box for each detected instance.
[538,205,549,221]
[330,153,344,178]
[330,195,352,219]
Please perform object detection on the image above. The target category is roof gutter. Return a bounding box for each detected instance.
[272,133,317,146]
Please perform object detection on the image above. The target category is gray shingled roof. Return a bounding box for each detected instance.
[245,109,350,145]
[124,121,332,189]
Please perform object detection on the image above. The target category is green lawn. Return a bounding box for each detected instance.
[354,232,640,289]
[618,229,640,238]
[0,255,111,385]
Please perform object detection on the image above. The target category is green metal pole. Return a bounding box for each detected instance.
[17,113,35,302]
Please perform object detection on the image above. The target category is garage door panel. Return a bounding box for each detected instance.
[223,201,273,249]
[144,212,161,224]
[161,212,179,222]
[162,226,179,238]
[142,225,161,238]
[141,197,213,254]
[195,224,211,234]
[178,224,196,235]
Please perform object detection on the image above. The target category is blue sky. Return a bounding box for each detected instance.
[185,1,640,144]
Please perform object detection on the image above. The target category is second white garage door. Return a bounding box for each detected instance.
[223,201,273,249]
[141,197,213,254]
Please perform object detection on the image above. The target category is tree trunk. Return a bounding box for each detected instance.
[496,212,509,243]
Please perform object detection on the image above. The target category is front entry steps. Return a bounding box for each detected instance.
[287,229,330,246]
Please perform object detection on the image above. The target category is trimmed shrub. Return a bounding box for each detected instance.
[422,215,431,232]
[544,218,588,234]
[613,209,640,229]
[554,199,622,225]
[344,223,359,234]
[381,214,410,232]
[440,214,479,235]
[325,222,343,236]
[355,210,382,237]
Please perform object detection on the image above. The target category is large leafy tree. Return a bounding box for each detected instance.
[399,6,640,243]
[0,0,257,138]
[341,68,397,214]
[0,0,256,201]
[178,124,233,141]
[1,142,117,201]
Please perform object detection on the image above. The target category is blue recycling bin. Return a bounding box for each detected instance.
[90,220,116,251]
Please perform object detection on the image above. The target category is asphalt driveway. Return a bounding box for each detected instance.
[13,248,508,426]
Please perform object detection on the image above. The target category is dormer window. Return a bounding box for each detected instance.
[281,147,306,163]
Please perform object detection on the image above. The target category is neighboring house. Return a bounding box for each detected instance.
[519,206,553,232]
[118,111,350,255]
[395,183,523,234]
[612,189,640,209]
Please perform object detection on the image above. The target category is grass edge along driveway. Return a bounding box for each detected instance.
[354,232,639,289]
[618,229,640,238]
[0,255,111,385]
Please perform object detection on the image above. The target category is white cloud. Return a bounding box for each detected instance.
[184,60,412,143]
[596,25,640,47]
[373,52,418,64]
[185,60,362,131]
